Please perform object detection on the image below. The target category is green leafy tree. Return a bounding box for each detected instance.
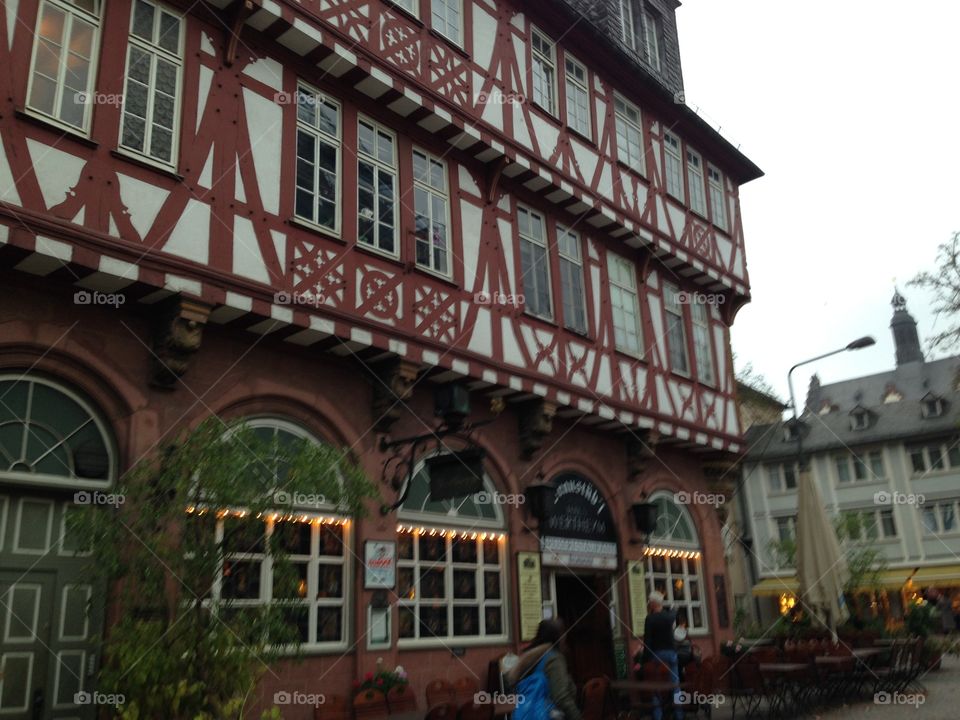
[71,418,377,719]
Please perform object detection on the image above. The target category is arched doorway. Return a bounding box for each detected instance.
[0,374,116,719]
[539,473,620,684]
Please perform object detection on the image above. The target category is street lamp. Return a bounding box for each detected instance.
[786,335,876,467]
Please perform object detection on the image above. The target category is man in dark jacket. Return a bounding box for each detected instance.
[505,619,582,720]
[642,592,682,720]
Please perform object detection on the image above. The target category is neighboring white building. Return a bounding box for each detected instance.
[742,291,960,626]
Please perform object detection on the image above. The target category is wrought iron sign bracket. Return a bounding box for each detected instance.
[377,419,494,515]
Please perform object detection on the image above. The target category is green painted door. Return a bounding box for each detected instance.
[0,492,102,719]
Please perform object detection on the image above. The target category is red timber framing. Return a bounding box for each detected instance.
[0,0,761,452]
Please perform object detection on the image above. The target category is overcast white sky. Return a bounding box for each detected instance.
[675,0,960,406]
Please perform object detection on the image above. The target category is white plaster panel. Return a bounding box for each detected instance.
[25,139,84,209]
[242,87,282,215]
[117,173,169,241]
[162,199,209,264]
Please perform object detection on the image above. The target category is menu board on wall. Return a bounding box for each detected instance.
[517,552,543,642]
[627,561,647,637]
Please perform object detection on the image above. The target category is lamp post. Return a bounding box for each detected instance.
[786,336,876,468]
[787,335,875,636]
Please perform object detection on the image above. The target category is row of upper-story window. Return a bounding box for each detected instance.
[28,0,732,234]
[764,437,960,494]
[772,496,960,547]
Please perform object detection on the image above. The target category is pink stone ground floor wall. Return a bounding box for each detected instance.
[0,270,735,719]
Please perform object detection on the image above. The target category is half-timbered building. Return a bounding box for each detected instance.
[0,0,762,715]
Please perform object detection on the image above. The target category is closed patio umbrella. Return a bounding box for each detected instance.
[796,468,850,634]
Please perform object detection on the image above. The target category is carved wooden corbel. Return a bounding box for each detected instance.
[224,0,255,67]
[485,156,507,205]
[151,296,212,390]
[371,359,421,433]
[626,429,659,481]
[518,399,557,460]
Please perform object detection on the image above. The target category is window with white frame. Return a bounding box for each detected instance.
[295,86,340,232]
[531,27,557,115]
[921,500,959,535]
[215,514,349,648]
[646,493,708,633]
[908,440,960,474]
[774,515,796,542]
[642,7,661,71]
[663,132,684,201]
[357,118,397,255]
[765,462,797,492]
[27,0,101,132]
[517,206,552,320]
[691,302,714,384]
[207,420,350,650]
[619,0,637,50]
[841,509,897,540]
[614,94,644,174]
[413,149,449,276]
[395,0,418,16]
[663,283,689,375]
[119,0,183,165]
[431,0,461,44]
[607,253,642,355]
[397,466,507,644]
[564,55,590,137]
[686,149,707,216]
[708,165,727,230]
[834,450,884,483]
[557,225,587,334]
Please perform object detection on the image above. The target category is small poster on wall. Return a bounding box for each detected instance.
[517,552,543,641]
[628,561,647,637]
[364,540,396,589]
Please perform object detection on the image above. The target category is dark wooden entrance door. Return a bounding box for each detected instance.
[0,493,101,719]
[554,572,615,685]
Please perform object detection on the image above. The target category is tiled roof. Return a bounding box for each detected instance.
[744,357,960,461]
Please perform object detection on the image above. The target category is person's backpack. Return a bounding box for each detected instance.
[513,650,556,720]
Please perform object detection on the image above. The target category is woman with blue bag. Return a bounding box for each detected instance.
[504,619,583,720]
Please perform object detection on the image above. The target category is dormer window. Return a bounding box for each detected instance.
[921,393,945,418]
[850,407,870,431]
[882,384,903,404]
[783,419,805,442]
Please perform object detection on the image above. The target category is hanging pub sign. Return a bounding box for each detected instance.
[426,447,486,502]
[540,473,618,569]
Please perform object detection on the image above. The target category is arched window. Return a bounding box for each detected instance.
[214,417,349,651]
[644,491,708,633]
[0,375,115,489]
[395,459,507,645]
